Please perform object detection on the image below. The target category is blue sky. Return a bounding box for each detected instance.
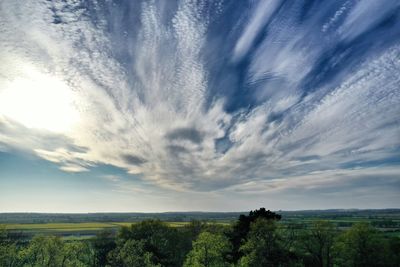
[0,0,399,212]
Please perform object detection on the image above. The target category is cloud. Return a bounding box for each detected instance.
[0,0,399,198]
[122,154,147,166]
[223,167,400,194]
[166,127,204,144]
[59,164,89,173]
[339,0,400,40]
[232,0,283,61]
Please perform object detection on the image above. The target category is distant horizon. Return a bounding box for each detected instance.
[1,208,400,215]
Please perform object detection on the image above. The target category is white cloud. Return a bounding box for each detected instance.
[339,0,400,40]
[229,166,400,194]
[0,0,399,196]
[233,0,282,61]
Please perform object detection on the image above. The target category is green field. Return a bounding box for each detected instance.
[1,221,214,239]
[2,221,200,231]
[3,219,399,240]
[1,210,399,240]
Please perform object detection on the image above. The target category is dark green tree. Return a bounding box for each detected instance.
[0,226,18,267]
[183,231,231,267]
[299,221,336,267]
[238,218,290,267]
[91,230,116,267]
[108,239,160,267]
[61,241,94,267]
[229,208,281,263]
[385,236,400,267]
[333,223,389,267]
[115,220,184,267]
[19,235,64,267]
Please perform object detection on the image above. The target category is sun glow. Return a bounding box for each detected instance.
[0,69,79,133]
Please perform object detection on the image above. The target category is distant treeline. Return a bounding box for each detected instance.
[1,208,399,267]
[1,209,399,224]
[0,212,242,224]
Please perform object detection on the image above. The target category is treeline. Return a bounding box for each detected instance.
[1,208,399,267]
[2,209,399,224]
[0,212,242,224]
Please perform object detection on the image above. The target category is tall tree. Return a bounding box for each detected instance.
[184,231,231,267]
[299,221,336,267]
[0,227,18,267]
[61,241,94,267]
[238,218,289,267]
[19,235,64,267]
[108,239,160,267]
[229,208,281,263]
[91,230,116,267]
[116,220,184,267]
[333,223,389,267]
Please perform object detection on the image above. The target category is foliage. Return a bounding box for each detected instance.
[184,231,231,267]
[18,235,64,266]
[238,218,293,267]
[91,230,116,267]
[0,226,18,266]
[230,208,281,263]
[108,239,160,267]
[14,235,93,267]
[298,221,336,267]
[61,241,94,267]
[333,222,391,267]
[114,220,185,267]
[0,209,399,267]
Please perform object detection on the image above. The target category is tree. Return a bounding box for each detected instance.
[19,235,64,266]
[108,239,160,267]
[299,221,336,267]
[0,243,18,267]
[61,241,94,267]
[0,226,18,267]
[238,218,289,267]
[386,236,400,267]
[115,220,184,267]
[184,231,231,267]
[333,223,389,267]
[184,220,206,241]
[230,208,281,263]
[91,230,116,267]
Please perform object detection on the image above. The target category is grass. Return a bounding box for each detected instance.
[2,221,229,231]
[2,219,398,239]
[1,221,214,236]
[3,222,118,230]
[1,221,233,239]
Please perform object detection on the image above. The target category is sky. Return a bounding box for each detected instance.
[0,0,399,212]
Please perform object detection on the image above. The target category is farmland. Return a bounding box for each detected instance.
[1,209,399,239]
[1,222,195,239]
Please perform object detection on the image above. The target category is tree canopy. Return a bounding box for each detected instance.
[0,209,399,267]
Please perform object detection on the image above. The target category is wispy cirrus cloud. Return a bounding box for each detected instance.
[0,0,399,206]
[223,167,400,194]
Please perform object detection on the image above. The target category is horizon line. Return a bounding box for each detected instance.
[1,208,399,215]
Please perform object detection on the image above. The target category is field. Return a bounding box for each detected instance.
[1,209,399,240]
[1,221,195,240]
[280,211,400,237]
